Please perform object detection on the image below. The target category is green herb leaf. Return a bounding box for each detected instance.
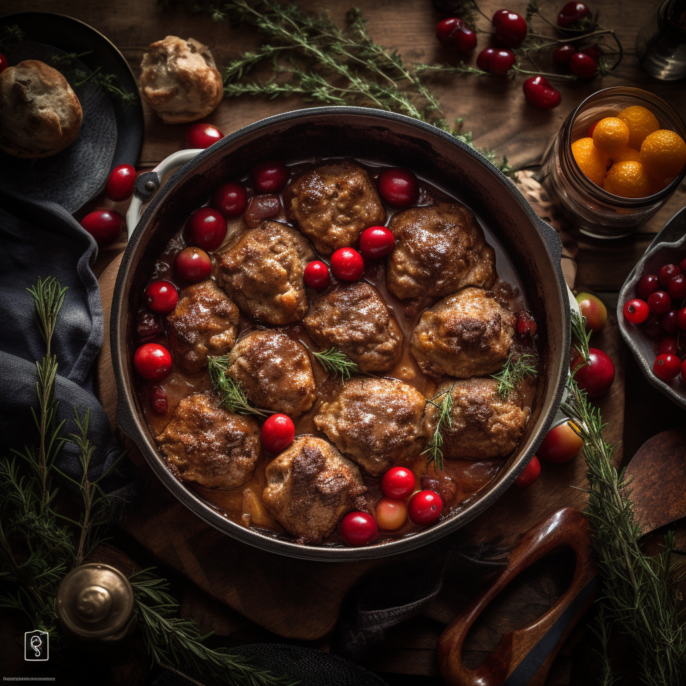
[208,354,273,416]
[422,384,454,472]
[491,353,538,399]
[312,348,360,381]
[571,309,591,365]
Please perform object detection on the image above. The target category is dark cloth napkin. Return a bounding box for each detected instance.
[0,189,129,497]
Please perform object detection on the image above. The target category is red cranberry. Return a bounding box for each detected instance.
[453,27,477,52]
[492,10,528,49]
[211,182,247,218]
[658,335,678,356]
[137,310,163,342]
[623,299,649,324]
[186,207,227,252]
[514,455,541,488]
[678,307,686,330]
[436,17,464,48]
[377,168,419,207]
[648,290,671,315]
[359,226,395,259]
[659,263,681,286]
[0,53,7,74]
[134,343,172,381]
[662,309,679,333]
[581,44,602,62]
[408,490,443,525]
[145,280,179,314]
[303,261,331,290]
[516,311,537,338]
[244,195,281,229]
[478,47,516,75]
[260,414,295,453]
[174,247,212,283]
[340,512,377,546]
[654,354,681,381]
[553,44,577,65]
[570,52,598,79]
[571,348,615,398]
[477,47,494,71]
[106,164,136,202]
[637,274,659,300]
[149,385,168,415]
[186,123,224,149]
[642,314,665,338]
[81,210,124,246]
[251,161,288,194]
[669,274,686,300]
[523,76,561,109]
[331,247,364,281]
[557,2,592,27]
[381,466,416,500]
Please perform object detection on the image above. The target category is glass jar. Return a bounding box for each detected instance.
[637,0,686,81]
[540,87,686,239]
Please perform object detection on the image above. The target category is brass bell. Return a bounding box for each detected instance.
[55,563,137,650]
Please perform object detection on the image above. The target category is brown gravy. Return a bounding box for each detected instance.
[136,158,538,545]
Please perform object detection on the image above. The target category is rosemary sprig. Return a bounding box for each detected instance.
[208,354,273,416]
[571,309,591,363]
[70,67,138,105]
[312,347,360,381]
[422,384,454,472]
[130,569,296,686]
[491,353,538,399]
[0,24,25,49]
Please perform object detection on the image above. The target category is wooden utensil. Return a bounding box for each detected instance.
[438,428,686,686]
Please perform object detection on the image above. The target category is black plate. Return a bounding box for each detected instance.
[0,12,143,213]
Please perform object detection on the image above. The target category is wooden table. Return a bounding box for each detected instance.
[3,1,685,684]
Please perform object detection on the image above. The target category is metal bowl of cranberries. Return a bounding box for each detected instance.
[618,206,686,411]
[111,107,570,561]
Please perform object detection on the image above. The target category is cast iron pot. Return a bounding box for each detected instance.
[112,107,570,561]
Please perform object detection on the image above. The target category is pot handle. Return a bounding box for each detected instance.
[126,149,204,240]
[437,507,597,686]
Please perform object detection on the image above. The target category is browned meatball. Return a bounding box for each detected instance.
[284,161,386,255]
[437,378,530,460]
[156,391,260,489]
[411,287,515,379]
[314,377,433,477]
[386,202,497,300]
[165,280,239,375]
[226,330,317,417]
[303,282,403,374]
[216,221,315,325]
[262,436,367,544]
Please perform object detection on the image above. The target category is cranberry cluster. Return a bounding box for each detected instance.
[623,257,686,384]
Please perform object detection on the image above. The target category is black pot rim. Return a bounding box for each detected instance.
[111,106,570,561]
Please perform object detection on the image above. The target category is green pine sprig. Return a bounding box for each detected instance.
[422,384,454,472]
[491,353,538,399]
[312,347,360,381]
[208,354,274,416]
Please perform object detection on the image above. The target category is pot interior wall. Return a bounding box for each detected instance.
[120,110,567,559]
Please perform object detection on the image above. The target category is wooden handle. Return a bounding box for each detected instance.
[438,507,597,686]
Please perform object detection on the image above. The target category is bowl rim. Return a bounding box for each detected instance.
[111,106,571,561]
[617,205,686,411]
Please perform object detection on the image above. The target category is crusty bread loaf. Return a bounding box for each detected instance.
[0,60,82,159]
[139,36,223,124]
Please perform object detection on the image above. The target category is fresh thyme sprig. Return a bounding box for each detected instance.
[0,24,25,49]
[422,384,454,472]
[208,354,273,416]
[130,569,296,686]
[312,348,360,381]
[491,353,538,399]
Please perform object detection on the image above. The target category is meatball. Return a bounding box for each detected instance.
[156,391,260,489]
[262,436,367,544]
[386,202,497,300]
[284,160,386,255]
[165,280,239,374]
[411,287,515,379]
[314,377,432,477]
[437,378,530,460]
[216,221,315,325]
[226,330,317,417]
[303,282,403,374]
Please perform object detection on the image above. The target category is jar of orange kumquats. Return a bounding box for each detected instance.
[541,87,686,239]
